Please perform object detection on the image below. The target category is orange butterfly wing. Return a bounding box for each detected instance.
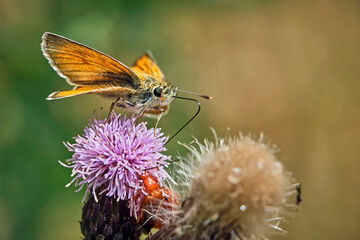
[131,51,165,82]
[41,32,140,89]
[46,85,134,100]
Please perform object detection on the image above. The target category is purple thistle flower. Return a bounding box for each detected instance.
[60,113,172,216]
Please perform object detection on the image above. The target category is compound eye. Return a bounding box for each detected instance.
[153,87,162,97]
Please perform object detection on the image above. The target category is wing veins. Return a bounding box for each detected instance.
[45,49,123,73]
[45,48,131,73]
[42,32,142,89]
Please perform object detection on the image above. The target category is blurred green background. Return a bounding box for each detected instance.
[1,0,360,239]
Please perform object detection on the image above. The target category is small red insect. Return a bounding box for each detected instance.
[136,171,179,229]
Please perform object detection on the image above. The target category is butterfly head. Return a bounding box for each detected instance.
[151,84,178,105]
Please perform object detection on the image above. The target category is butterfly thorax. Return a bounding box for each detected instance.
[114,71,177,117]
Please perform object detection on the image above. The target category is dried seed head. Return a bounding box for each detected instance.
[153,132,299,240]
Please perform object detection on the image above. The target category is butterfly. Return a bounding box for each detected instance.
[41,32,211,136]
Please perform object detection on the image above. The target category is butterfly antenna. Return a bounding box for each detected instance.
[165,96,201,145]
[177,89,213,100]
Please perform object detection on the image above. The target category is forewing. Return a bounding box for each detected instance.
[41,32,140,88]
[131,51,165,82]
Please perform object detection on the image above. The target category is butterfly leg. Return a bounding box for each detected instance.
[105,97,121,124]
[154,112,164,137]
[132,105,147,126]
[129,105,148,134]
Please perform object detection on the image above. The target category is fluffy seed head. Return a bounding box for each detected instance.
[153,132,299,240]
[61,113,172,216]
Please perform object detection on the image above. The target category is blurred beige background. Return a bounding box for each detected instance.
[0,0,359,239]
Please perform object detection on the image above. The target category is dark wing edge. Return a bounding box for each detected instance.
[41,32,141,88]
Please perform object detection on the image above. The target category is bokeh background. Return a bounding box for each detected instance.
[1,0,359,239]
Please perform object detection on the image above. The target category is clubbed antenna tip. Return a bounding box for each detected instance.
[177,89,212,100]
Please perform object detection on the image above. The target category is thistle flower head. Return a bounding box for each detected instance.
[153,131,299,240]
[61,113,172,216]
